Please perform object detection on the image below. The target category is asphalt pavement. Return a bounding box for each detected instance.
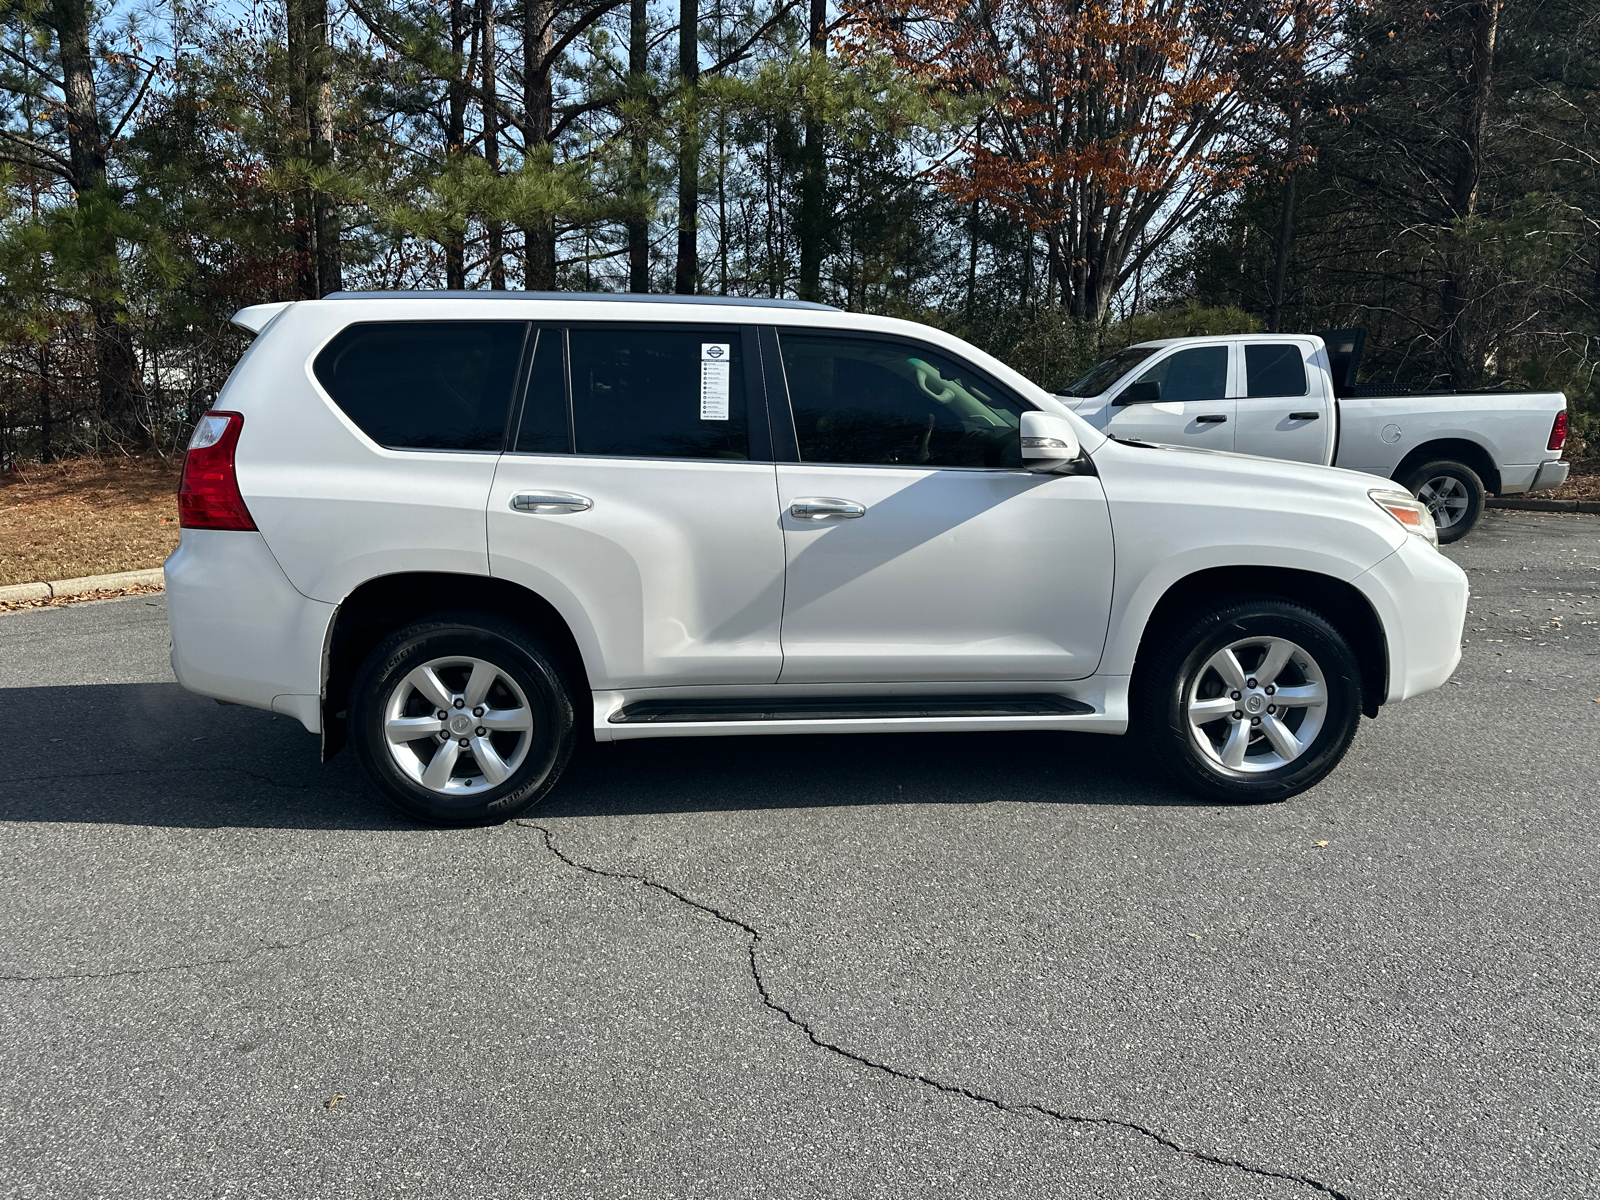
[2,510,1597,1200]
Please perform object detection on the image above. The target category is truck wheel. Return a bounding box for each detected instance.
[1401,459,1484,544]
[1136,598,1363,803]
[349,612,575,825]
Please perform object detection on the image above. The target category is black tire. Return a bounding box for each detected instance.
[1135,597,1363,803]
[349,612,575,825]
[1400,458,1485,544]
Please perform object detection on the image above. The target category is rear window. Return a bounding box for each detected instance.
[1246,344,1309,398]
[313,321,527,450]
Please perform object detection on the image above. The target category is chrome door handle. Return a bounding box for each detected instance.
[1195,414,1228,424]
[789,497,866,520]
[511,492,592,514]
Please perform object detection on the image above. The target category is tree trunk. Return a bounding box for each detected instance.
[51,0,143,442]
[627,0,650,291]
[1268,5,1309,334]
[481,0,505,288]
[306,0,342,295]
[1440,0,1499,388]
[523,0,557,289]
[286,0,316,298]
[445,0,470,289]
[673,0,698,294]
[795,0,826,302]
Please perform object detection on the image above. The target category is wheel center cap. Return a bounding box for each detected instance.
[1244,694,1266,714]
[449,713,474,736]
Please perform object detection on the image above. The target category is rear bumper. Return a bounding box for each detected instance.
[1354,537,1468,704]
[164,529,334,733]
[1528,460,1570,493]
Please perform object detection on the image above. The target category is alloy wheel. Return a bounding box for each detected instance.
[1417,474,1470,530]
[1186,636,1328,775]
[382,655,535,795]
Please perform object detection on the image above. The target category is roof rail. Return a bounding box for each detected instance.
[321,290,838,312]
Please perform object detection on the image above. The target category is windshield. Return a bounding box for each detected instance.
[1058,347,1158,397]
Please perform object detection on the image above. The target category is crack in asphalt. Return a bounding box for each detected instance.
[522,821,1352,1200]
[0,918,370,984]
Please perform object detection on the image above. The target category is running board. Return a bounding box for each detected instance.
[609,693,1095,724]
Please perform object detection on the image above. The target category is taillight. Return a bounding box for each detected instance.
[1548,410,1568,452]
[178,411,257,531]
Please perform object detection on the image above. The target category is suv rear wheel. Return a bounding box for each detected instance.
[350,613,575,824]
[1137,598,1363,802]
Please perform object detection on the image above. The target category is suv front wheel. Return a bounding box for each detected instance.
[1137,598,1363,803]
[350,613,575,824]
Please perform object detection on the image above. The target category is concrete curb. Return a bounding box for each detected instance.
[1488,498,1600,514]
[0,567,165,605]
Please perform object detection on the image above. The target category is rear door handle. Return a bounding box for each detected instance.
[1195,414,1228,424]
[1289,411,1320,421]
[511,492,592,514]
[789,497,866,520]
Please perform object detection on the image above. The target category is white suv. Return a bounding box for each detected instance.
[165,293,1468,823]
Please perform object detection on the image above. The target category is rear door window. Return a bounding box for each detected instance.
[1245,343,1309,397]
[568,325,750,460]
[313,321,527,451]
[779,333,1028,468]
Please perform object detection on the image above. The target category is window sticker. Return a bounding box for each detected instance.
[700,343,731,420]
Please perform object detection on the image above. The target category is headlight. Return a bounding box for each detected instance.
[1370,489,1438,547]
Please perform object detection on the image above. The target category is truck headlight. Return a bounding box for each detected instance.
[1370,489,1438,547]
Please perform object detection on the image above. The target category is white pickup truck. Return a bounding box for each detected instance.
[1056,330,1571,541]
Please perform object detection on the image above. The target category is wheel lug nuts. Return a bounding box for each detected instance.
[475,726,486,737]
[473,706,485,717]
[1246,678,1257,688]
[1230,691,1241,701]
[1265,684,1275,695]
[437,709,448,720]
[1250,716,1261,726]
[453,698,465,709]
[1267,705,1276,714]
[458,737,470,748]
[1232,711,1242,720]
[437,731,449,741]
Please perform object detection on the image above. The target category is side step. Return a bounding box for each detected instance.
[610,693,1094,724]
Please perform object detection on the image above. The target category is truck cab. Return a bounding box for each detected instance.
[1056,332,1570,541]
[1057,334,1337,465]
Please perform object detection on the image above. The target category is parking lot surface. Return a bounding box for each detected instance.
[2,510,1598,1200]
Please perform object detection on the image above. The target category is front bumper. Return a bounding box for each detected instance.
[1353,536,1468,704]
[164,529,335,733]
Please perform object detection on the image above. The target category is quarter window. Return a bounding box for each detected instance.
[569,326,749,460]
[513,328,570,454]
[1245,344,1309,397]
[780,334,1028,468]
[313,321,526,451]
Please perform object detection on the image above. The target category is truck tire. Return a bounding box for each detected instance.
[1135,597,1363,803]
[349,612,575,825]
[1401,459,1484,544]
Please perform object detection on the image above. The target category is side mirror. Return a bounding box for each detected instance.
[1020,411,1082,471]
[1114,379,1160,406]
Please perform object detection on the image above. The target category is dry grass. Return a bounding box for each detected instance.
[0,581,166,614]
[1541,472,1600,502]
[0,456,182,588]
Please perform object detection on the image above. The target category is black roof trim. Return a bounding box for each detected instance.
[321,290,838,312]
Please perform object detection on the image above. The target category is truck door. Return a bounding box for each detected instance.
[1233,341,1333,464]
[1100,344,1235,451]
